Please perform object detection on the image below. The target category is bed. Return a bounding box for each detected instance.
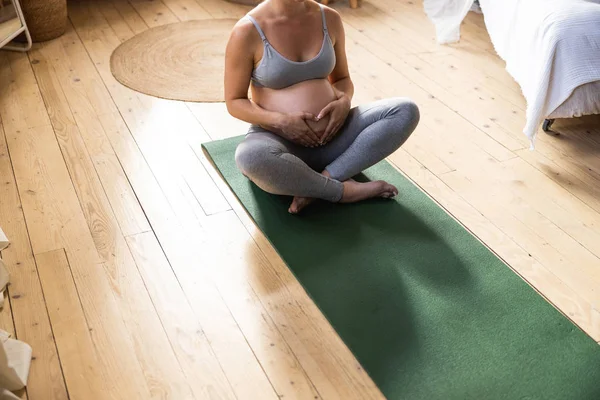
[424,0,600,147]
[546,80,600,130]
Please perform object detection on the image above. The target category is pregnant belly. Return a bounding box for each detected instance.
[253,79,337,137]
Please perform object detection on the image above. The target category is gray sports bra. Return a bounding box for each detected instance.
[246,5,336,90]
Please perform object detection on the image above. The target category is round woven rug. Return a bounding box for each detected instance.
[110,19,237,102]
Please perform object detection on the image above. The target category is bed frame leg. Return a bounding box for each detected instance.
[542,119,555,133]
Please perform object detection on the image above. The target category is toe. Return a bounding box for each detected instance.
[384,183,398,194]
[289,202,298,214]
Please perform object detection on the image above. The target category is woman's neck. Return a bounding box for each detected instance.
[268,0,310,18]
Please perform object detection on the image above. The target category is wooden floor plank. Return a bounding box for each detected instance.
[451,152,600,262]
[0,123,17,340]
[34,248,103,400]
[31,42,150,241]
[128,0,180,27]
[347,45,516,168]
[186,103,249,141]
[97,112,278,399]
[161,0,213,21]
[6,121,152,398]
[516,147,600,214]
[0,120,67,400]
[499,158,600,266]
[0,51,153,400]
[0,212,20,399]
[533,131,600,187]
[0,53,51,131]
[29,40,197,399]
[440,169,600,311]
[32,31,151,237]
[0,291,15,338]
[128,99,231,216]
[126,231,237,400]
[195,0,249,19]
[197,213,323,400]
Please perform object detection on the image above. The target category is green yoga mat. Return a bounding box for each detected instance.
[203,136,600,400]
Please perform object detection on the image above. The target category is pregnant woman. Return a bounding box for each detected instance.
[225,0,420,214]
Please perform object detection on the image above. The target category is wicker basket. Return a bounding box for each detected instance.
[19,0,67,42]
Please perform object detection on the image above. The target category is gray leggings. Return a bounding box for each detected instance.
[235,97,420,202]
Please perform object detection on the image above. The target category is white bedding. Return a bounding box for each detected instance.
[424,0,600,146]
[549,80,600,119]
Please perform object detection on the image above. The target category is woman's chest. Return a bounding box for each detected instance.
[259,20,326,62]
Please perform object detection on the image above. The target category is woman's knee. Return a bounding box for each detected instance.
[387,98,420,128]
[378,98,420,146]
[235,139,282,178]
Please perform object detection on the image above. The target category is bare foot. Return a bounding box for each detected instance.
[289,169,331,214]
[340,180,398,203]
[289,196,316,214]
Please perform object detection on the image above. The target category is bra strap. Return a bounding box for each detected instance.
[246,15,269,43]
[319,4,328,33]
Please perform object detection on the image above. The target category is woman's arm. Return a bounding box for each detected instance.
[327,8,354,105]
[224,21,282,131]
[224,20,321,147]
[317,7,354,142]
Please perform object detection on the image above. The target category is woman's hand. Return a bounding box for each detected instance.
[316,95,351,145]
[275,112,322,147]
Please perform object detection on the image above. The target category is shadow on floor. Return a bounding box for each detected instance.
[247,176,479,395]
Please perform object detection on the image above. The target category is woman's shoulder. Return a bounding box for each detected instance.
[229,16,262,46]
[307,1,341,24]
[319,4,343,37]
[319,4,342,25]
[319,2,340,16]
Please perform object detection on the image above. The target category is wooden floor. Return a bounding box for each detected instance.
[0,0,599,398]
